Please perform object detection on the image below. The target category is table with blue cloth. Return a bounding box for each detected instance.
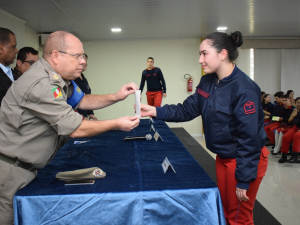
[14,119,225,225]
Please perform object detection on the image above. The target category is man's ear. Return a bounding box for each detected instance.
[51,50,59,65]
[16,59,22,68]
[0,43,4,55]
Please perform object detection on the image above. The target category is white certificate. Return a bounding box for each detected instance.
[135,90,141,117]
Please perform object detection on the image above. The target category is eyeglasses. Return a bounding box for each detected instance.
[56,51,87,61]
[23,60,36,66]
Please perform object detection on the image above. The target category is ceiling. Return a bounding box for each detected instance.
[1,0,300,41]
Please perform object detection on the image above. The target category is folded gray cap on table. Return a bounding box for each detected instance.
[56,167,106,180]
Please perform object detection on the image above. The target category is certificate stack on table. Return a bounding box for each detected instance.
[14,119,225,225]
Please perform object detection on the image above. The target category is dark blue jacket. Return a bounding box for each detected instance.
[139,67,166,93]
[293,111,300,128]
[282,106,296,124]
[262,101,274,114]
[156,66,266,190]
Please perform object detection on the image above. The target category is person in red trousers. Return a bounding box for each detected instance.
[139,57,167,107]
[272,96,299,155]
[279,97,300,163]
[265,94,294,148]
[140,31,268,225]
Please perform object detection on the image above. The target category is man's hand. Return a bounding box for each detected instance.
[88,115,98,120]
[140,103,157,117]
[236,187,249,202]
[116,116,140,132]
[115,82,139,101]
[163,93,167,98]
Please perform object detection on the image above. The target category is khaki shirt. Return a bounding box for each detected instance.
[0,58,83,169]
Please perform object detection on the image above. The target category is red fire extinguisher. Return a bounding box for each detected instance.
[184,74,193,92]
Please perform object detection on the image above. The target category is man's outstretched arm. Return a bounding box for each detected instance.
[79,82,138,110]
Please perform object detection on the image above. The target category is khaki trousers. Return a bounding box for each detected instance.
[0,160,36,225]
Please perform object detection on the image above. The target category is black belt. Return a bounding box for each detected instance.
[0,152,36,172]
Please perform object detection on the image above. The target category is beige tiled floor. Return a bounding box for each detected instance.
[193,135,300,225]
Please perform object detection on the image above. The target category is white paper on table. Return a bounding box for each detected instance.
[135,90,141,117]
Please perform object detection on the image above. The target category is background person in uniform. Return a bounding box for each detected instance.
[0,27,18,107]
[0,31,140,225]
[12,46,39,80]
[277,97,300,163]
[262,94,274,126]
[139,31,268,225]
[74,53,98,120]
[139,57,166,107]
[260,91,265,102]
[286,89,295,106]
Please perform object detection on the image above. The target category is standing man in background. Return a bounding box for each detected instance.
[139,57,166,107]
[74,53,98,120]
[0,27,18,107]
[12,47,39,80]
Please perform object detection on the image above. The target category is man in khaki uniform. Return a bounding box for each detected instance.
[0,31,140,225]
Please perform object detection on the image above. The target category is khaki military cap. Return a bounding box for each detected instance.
[56,167,106,180]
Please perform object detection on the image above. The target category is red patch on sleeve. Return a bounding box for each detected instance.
[244,101,256,114]
[197,88,209,98]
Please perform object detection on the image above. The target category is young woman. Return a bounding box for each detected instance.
[140,31,268,225]
[262,94,274,126]
[287,90,295,106]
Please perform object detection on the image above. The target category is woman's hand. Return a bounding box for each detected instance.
[140,104,157,117]
[236,187,249,202]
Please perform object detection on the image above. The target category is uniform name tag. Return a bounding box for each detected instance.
[197,88,209,98]
[161,157,176,174]
[272,116,280,121]
[154,131,163,141]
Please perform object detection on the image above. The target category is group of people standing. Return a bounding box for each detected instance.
[262,90,300,163]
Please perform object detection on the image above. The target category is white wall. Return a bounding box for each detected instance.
[25,26,39,50]
[254,49,300,101]
[281,49,300,98]
[83,38,204,135]
[236,48,251,77]
[0,8,39,66]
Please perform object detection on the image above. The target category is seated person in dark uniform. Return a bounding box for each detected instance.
[265,94,295,149]
[12,47,39,80]
[262,94,274,126]
[74,53,98,120]
[286,90,295,106]
[260,91,265,102]
[273,91,284,106]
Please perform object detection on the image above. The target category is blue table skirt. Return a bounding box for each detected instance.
[14,119,225,225]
